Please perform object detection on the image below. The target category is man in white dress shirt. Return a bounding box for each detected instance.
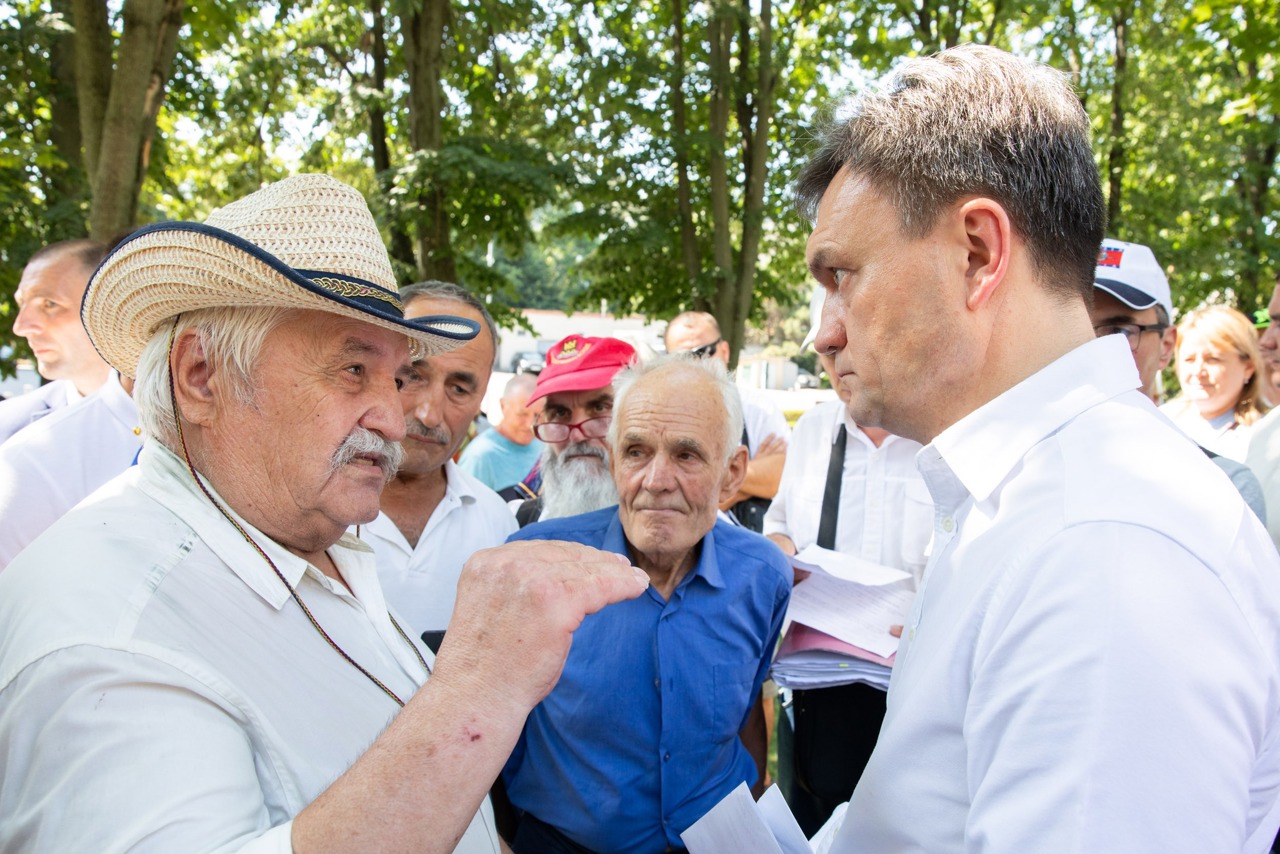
[0,239,111,442]
[796,46,1280,852]
[0,175,648,852]
[360,281,517,648]
[665,311,789,531]
[0,367,142,570]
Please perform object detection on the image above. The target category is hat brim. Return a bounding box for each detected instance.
[83,222,479,375]
[529,363,628,405]
[1094,277,1159,312]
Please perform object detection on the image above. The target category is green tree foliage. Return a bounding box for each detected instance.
[0,0,1275,378]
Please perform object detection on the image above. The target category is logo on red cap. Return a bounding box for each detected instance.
[1098,247,1124,269]
[550,336,592,363]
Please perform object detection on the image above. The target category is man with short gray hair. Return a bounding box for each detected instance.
[798,45,1280,851]
[360,281,516,648]
[664,311,789,531]
[502,354,791,854]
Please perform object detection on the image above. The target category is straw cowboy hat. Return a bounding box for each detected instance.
[82,173,478,375]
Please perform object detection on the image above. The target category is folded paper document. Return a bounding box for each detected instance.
[681,783,846,854]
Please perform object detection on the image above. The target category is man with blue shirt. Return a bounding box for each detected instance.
[502,354,791,854]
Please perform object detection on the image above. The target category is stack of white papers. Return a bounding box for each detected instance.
[770,623,894,691]
[772,545,916,691]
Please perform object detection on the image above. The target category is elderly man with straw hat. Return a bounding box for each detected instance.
[0,175,648,852]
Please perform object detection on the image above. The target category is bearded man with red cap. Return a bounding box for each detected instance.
[512,333,637,526]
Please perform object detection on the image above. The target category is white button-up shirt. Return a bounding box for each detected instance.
[832,335,1280,853]
[763,399,931,583]
[0,443,499,853]
[739,386,792,455]
[0,370,142,569]
[359,459,517,635]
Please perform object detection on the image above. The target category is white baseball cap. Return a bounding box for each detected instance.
[1094,239,1173,319]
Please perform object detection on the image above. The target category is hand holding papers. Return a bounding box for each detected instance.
[773,545,918,690]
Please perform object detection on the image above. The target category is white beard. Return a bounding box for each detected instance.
[539,442,618,521]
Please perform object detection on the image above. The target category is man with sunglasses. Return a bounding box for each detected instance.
[1090,239,1265,521]
[664,311,789,532]
[514,334,638,526]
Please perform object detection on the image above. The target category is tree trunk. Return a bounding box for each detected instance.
[73,0,184,242]
[45,0,88,240]
[1106,3,1129,230]
[370,0,415,272]
[733,0,773,366]
[671,0,701,285]
[707,3,738,363]
[401,0,456,282]
[70,0,113,186]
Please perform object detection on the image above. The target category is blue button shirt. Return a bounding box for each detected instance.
[503,507,791,853]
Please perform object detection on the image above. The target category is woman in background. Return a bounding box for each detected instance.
[1162,304,1270,461]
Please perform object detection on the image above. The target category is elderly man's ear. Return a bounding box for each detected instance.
[170,329,220,427]
[718,444,749,504]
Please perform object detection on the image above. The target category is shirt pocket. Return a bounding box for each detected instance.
[900,479,935,583]
[712,662,756,739]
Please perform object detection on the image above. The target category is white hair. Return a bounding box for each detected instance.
[134,306,296,449]
[607,353,744,464]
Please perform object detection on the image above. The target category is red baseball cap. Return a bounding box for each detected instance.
[528,334,637,404]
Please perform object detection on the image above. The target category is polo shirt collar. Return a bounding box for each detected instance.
[442,458,478,505]
[138,442,313,609]
[603,509,727,591]
[929,335,1139,504]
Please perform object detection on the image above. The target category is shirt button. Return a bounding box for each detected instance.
[942,516,955,533]
[663,752,671,762]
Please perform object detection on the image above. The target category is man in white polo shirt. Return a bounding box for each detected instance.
[359,281,516,649]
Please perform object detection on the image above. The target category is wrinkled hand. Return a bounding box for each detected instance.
[433,541,649,715]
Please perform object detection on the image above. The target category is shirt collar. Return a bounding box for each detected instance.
[442,458,478,505]
[929,335,1139,504]
[603,509,727,591]
[137,442,316,609]
[99,371,140,434]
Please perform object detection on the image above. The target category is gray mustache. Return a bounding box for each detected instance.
[329,428,404,483]
[554,441,608,464]
[405,420,451,446]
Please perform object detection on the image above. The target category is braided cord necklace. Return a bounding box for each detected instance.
[165,319,429,708]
